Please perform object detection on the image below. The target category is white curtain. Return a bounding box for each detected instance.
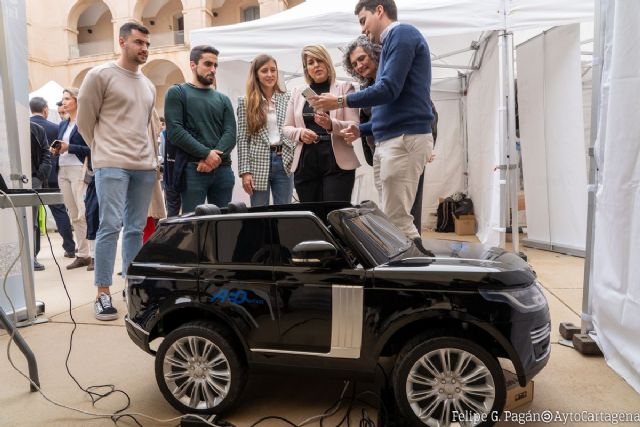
[591,0,640,393]
[516,24,588,252]
[465,34,501,246]
[422,92,465,229]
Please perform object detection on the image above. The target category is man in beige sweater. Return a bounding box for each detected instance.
[77,22,156,321]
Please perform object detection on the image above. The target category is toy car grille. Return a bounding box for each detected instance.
[530,322,551,361]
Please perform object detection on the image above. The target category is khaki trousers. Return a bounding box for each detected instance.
[373,133,433,239]
[58,165,89,257]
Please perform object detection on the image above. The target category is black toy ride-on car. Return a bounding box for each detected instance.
[125,201,550,426]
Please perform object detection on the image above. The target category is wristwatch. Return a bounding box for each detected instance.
[337,96,344,108]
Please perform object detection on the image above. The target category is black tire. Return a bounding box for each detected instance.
[392,336,506,427]
[155,321,247,414]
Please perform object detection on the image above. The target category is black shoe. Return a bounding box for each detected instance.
[34,260,45,271]
[64,251,75,258]
[94,293,118,321]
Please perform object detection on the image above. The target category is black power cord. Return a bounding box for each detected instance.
[4,189,387,427]
[31,189,143,426]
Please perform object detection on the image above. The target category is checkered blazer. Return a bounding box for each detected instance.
[237,92,294,192]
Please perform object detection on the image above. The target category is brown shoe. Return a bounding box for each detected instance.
[67,256,91,270]
[87,258,95,271]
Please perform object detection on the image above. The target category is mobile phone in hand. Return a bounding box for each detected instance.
[301,87,318,99]
[51,140,62,149]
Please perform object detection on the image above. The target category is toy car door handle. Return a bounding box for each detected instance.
[276,278,301,287]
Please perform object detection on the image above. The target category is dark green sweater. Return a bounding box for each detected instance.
[164,83,236,165]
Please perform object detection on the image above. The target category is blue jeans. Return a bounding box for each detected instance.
[181,163,234,213]
[250,152,294,206]
[94,168,156,286]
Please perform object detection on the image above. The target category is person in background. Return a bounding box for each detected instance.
[237,54,294,206]
[343,35,438,231]
[57,100,68,121]
[29,96,76,259]
[83,150,98,272]
[282,44,360,203]
[77,22,157,321]
[144,110,168,242]
[160,115,182,217]
[29,121,51,271]
[164,45,236,214]
[52,87,92,270]
[310,0,434,243]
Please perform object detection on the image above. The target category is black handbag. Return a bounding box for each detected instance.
[436,197,456,232]
[454,197,474,216]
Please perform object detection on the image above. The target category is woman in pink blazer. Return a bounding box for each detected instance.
[282,44,360,202]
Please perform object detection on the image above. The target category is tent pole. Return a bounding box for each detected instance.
[581,0,605,335]
[497,30,517,250]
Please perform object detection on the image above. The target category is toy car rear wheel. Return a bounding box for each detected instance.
[155,321,246,414]
[392,336,506,427]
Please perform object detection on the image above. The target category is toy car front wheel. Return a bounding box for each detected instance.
[393,336,506,427]
[155,321,246,414]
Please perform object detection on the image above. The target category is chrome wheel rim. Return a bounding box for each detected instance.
[163,336,231,409]
[406,348,496,427]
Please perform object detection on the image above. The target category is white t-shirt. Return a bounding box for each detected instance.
[266,101,281,146]
[58,122,83,167]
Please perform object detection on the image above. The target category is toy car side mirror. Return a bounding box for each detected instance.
[291,240,337,267]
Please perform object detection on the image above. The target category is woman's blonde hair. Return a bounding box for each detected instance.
[301,45,335,85]
[245,54,285,135]
[63,87,79,99]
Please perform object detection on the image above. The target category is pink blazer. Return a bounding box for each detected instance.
[283,81,360,172]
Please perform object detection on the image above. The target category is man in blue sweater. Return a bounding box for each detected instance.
[311,0,434,241]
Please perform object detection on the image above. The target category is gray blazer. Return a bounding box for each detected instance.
[237,92,294,192]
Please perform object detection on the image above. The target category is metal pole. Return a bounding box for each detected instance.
[0,0,37,322]
[504,32,519,254]
[497,31,513,249]
[581,0,605,334]
[0,0,40,391]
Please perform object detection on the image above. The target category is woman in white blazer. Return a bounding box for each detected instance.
[237,54,294,206]
[282,45,360,203]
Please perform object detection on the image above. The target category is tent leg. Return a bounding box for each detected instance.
[580,0,605,336]
[497,30,518,251]
[557,0,604,358]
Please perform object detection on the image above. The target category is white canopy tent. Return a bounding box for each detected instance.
[190,0,640,393]
[589,0,640,393]
[191,0,593,248]
[28,80,65,123]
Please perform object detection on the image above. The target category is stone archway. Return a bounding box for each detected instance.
[142,59,186,115]
[134,0,186,47]
[72,68,93,88]
[67,0,115,58]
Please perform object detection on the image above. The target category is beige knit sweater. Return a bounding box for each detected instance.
[77,62,157,170]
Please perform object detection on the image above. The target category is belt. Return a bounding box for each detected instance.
[270,145,283,154]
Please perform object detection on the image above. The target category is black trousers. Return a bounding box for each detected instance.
[410,171,425,231]
[164,184,182,217]
[294,141,355,203]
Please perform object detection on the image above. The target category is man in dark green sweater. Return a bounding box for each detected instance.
[164,45,237,213]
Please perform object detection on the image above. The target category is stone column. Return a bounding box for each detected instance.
[259,0,286,18]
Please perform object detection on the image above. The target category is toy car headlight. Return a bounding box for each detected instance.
[480,282,548,313]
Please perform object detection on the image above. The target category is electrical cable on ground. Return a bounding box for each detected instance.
[1,188,222,427]
[2,188,384,427]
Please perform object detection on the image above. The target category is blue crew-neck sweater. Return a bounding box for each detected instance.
[347,23,433,143]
